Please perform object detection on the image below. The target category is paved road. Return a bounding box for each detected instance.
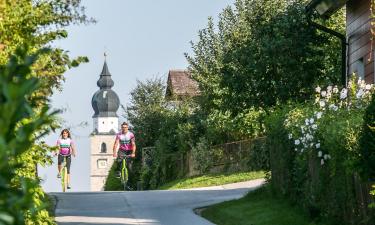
[53,179,264,225]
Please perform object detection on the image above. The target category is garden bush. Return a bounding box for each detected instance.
[266,76,375,224]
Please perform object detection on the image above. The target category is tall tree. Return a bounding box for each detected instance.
[186,0,345,115]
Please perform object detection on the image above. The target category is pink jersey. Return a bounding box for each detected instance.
[116,132,135,151]
[57,138,73,155]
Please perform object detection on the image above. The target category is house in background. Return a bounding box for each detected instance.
[307,0,374,83]
[165,70,200,101]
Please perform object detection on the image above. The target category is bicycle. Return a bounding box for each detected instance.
[60,155,68,192]
[120,155,132,191]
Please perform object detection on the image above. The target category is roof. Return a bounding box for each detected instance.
[306,0,348,18]
[92,60,120,117]
[165,70,200,99]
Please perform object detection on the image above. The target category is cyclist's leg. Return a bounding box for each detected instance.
[66,155,72,187]
[124,151,133,190]
[57,154,63,177]
[116,150,125,176]
[125,151,133,171]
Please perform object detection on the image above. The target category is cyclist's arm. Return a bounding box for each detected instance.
[71,141,77,157]
[113,138,119,157]
[55,140,60,156]
[131,139,136,156]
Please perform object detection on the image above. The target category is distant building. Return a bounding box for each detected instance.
[165,70,200,101]
[306,0,374,83]
[90,60,120,191]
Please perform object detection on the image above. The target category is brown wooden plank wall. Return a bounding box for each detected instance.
[347,0,374,83]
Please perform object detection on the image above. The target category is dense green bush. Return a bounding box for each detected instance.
[359,92,375,180]
[266,78,375,224]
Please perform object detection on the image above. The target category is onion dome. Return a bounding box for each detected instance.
[91,60,120,117]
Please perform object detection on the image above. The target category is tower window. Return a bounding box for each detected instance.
[101,142,107,153]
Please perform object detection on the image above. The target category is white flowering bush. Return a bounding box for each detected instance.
[284,75,375,166]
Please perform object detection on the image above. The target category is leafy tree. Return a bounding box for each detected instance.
[125,77,167,149]
[0,47,57,225]
[0,0,92,105]
[186,0,345,115]
[0,1,91,224]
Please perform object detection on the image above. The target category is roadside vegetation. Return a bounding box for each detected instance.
[0,1,91,224]
[159,171,266,190]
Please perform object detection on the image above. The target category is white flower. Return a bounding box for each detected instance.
[327,86,332,92]
[326,154,331,159]
[324,154,329,160]
[294,148,298,151]
[305,119,309,125]
[318,151,322,157]
[333,86,339,93]
[312,124,318,130]
[366,84,372,90]
[340,88,348,99]
[329,104,338,111]
[309,118,314,124]
[315,143,320,149]
[295,139,300,145]
[316,112,322,119]
[356,89,364,99]
[319,100,326,108]
[315,86,321,93]
[288,134,293,139]
[321,91,327,97]
[321,159,325,165]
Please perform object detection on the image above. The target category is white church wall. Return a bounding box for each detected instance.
[90,134,116,191]
[93,117,119,133]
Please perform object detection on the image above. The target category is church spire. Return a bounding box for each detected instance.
[97,57,114,89]
[91,55,120,118]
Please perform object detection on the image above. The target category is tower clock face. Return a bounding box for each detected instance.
[97,159,107,169]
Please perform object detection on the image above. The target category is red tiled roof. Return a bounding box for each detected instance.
[166,70,200,98]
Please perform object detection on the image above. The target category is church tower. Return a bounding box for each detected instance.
[90,59,120,191]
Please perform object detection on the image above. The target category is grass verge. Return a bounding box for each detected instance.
[159,170,266,190]
[201,185,328,225]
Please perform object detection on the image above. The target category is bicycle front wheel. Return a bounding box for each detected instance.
[61,167,68,192]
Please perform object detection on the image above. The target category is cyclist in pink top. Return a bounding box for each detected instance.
[113,122,136,179]
[55,129,76,189]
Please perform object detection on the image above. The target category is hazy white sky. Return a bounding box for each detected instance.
[40,0,235,192]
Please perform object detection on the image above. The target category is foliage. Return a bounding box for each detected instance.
[104,161,123,191]
[0,0,91,104]
[358,92,375,179]
[0,1,91,224]
[0,48,57,225]
[186,0,345,115]
[265,77,375,224]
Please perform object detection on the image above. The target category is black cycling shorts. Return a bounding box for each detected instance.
[58,154,71,174]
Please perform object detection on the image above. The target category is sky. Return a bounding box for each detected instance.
[39,0,235,192]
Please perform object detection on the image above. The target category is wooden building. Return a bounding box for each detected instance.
[307,0,374,83]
